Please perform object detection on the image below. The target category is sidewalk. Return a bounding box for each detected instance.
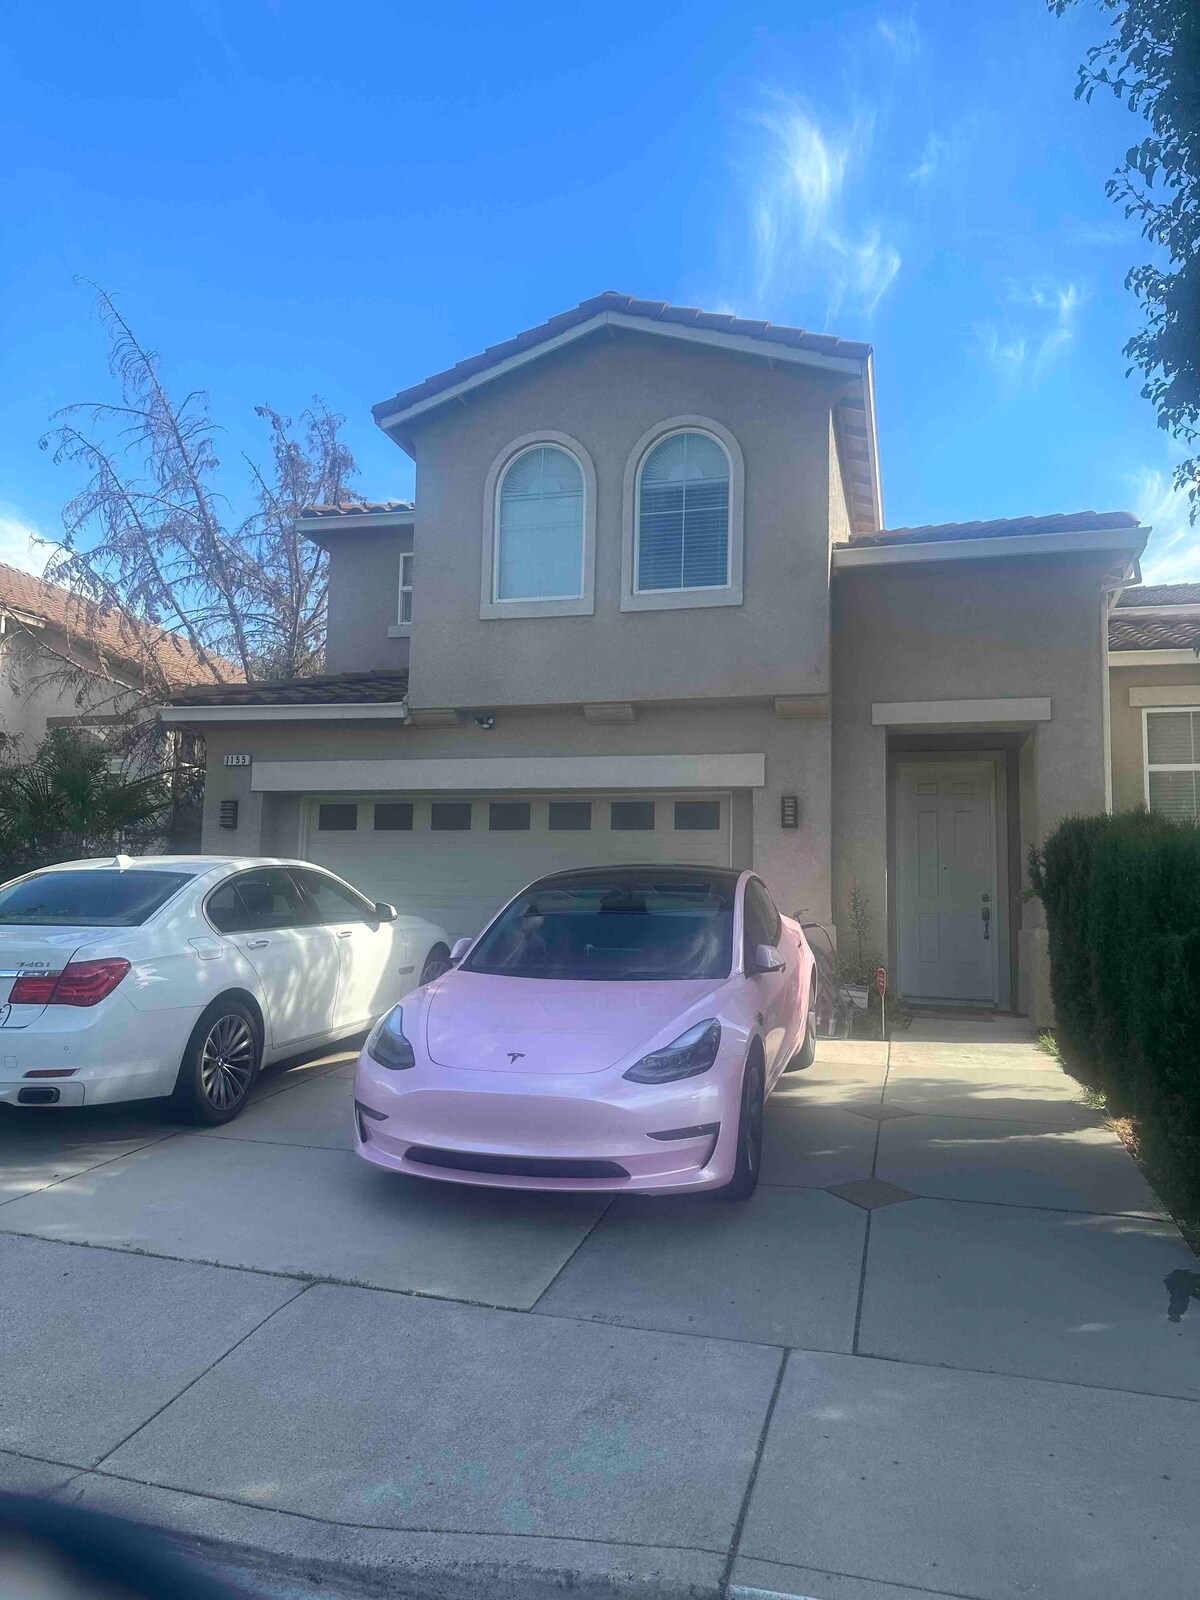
[1,1023,1196,1599]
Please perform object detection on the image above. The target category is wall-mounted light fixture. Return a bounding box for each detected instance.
[219,799,239,830]
[780,794,800,829]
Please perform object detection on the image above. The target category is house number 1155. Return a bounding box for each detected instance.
[223,754,252,768]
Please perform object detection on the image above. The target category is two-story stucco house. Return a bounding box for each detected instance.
[164,293,1149,1023]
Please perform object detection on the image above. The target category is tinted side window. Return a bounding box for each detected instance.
[207,869,309,934]
[742,880,778,967]
[291,868,374,924]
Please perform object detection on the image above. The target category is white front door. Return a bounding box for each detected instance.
[896,760,998,1004]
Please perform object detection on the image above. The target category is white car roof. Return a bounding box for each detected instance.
[30,855,306,877]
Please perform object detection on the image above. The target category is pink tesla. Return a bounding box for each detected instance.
[352,865,818,1200]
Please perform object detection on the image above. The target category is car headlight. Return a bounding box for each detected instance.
[365,1006,416,1070]
[623,1019,721,1084]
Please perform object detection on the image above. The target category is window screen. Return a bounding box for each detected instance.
[1145,710,1200,822]
[431,801,472,831]
[317,803,357,831]
[489,801,531,831]
[637,431,730,592]
[674,799,721,831]
[549,800,592,831]
[610,799,655,831]
[374,802,414,831]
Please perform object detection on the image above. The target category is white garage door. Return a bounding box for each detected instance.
[299,791,733,942]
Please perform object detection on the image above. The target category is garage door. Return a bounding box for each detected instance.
[299,791,733,941]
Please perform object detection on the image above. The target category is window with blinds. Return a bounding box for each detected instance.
[636,430,730,593]
[496,445,584,601]
[1145,709,1200,821]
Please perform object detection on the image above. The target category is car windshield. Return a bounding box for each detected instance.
[0,870,194,927]
[463,872,735,981]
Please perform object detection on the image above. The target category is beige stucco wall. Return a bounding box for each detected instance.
[324,529,412,675]
[1109,659,1200,811]
[0,629,143,752]
[398,330,843,710]
[196,701,834,924]
[831,552,1113,1016]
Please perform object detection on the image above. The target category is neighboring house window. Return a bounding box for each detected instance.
[1145,709,1200,820]
[398,552,413,625]
[636,430,730,593]
[496,445,584,602]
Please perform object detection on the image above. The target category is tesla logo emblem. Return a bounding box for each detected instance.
[507,1051,525,1064]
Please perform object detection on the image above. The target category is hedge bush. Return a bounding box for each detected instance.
[1030,810,1200,1180]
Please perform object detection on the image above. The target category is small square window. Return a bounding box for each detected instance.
[490,801,531,831]
[610,799,655,831]
[431,801,472,831]
[317,803,357,831]
[549,800,592,832]
[374,802,414,831]
[674,800,721,831]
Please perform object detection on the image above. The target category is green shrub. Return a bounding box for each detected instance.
[1030,810,1200,1180]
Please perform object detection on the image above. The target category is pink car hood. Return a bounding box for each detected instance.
[424,971,725,1075]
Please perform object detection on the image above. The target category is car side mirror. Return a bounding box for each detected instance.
[753,943,786,974]
[450,936,474,965]
[374,901,398,922]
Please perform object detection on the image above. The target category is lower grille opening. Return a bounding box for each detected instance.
[404,1146,629,1180]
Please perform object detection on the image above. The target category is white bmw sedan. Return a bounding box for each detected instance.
[0,856,453,1123]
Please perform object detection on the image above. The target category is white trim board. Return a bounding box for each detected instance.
[872,698,1051,727]
[1129,685,1200,707]
[252,752,766,794]
[298,509,416,536]
[1112,650,1200,668]
[834,526,1146,569]
[161,703,410,724]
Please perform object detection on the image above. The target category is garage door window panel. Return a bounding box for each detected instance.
[674,799,721,831]
[549,801,592,831]
[374,802,414,831]
[490,801,531,831]
[611,800,655,831]
[431,802,473,831]
[318,803,358,832]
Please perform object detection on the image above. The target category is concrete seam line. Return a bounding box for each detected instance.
[719,1347,790,1596]
[86,1281,315,1472]
[0,1126,186,1210]
[525,1196,616,1311]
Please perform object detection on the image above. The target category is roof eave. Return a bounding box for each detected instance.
[833,524,1148,569]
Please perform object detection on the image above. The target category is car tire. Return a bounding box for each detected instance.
[170,997,262,1126]
[721,1053,764,1202]
[419,944,453,985]
[784,978,819,1072]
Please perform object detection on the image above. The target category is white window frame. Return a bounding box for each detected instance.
[621,416,745,613]
[1142,705,1200,819]
[480,431,597,619]
[398,550,413,627]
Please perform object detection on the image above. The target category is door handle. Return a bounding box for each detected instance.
[980,903,991,942]
[336,930,354,939]
[246,938,270,949]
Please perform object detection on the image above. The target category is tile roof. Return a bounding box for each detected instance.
[371,291,873,424]
[850,510,1142,548]
[1115,582,1200,609]
[1109,615,1200,653]
[300,500,415,520]
[169,669,410,708]
[0,561,234,687]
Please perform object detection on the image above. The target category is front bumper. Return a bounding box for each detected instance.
[353,1048,742,1194]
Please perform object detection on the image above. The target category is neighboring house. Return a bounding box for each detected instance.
[1108,582,1200,819]
[0,560,222,752]
[164,292,1150,1023]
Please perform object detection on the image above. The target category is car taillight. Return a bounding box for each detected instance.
[9,958,131,1007]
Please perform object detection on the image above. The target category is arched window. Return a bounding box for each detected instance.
[495,444,585,602]
[636,430,731,593]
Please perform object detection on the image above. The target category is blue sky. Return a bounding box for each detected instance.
[0,0,1193,580]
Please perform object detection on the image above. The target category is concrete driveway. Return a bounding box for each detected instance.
[1,1018,1196,1600]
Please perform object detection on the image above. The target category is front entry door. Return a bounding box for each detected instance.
[896,760,998,1004]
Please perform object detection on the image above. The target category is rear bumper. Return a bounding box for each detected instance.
[0,996,190,1106]
[352,1049,742,1194]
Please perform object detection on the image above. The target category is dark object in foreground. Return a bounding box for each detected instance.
[0,1493,242,1600]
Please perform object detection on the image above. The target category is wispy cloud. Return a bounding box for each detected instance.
[0,512,52,577]
[742,97,902,325]
[974,282,1083,388]
[908,133,950,185]
[875,12,919,60]
[1133,466,1199,581]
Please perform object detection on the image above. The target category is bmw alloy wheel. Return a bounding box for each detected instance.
[199,1014,257,1110]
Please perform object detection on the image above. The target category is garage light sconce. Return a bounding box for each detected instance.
[472,714,496,730]
[219,799,239,830]
[780,794,800,829]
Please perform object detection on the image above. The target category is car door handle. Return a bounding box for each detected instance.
[246,938,270,949]
[336,930,354,939]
